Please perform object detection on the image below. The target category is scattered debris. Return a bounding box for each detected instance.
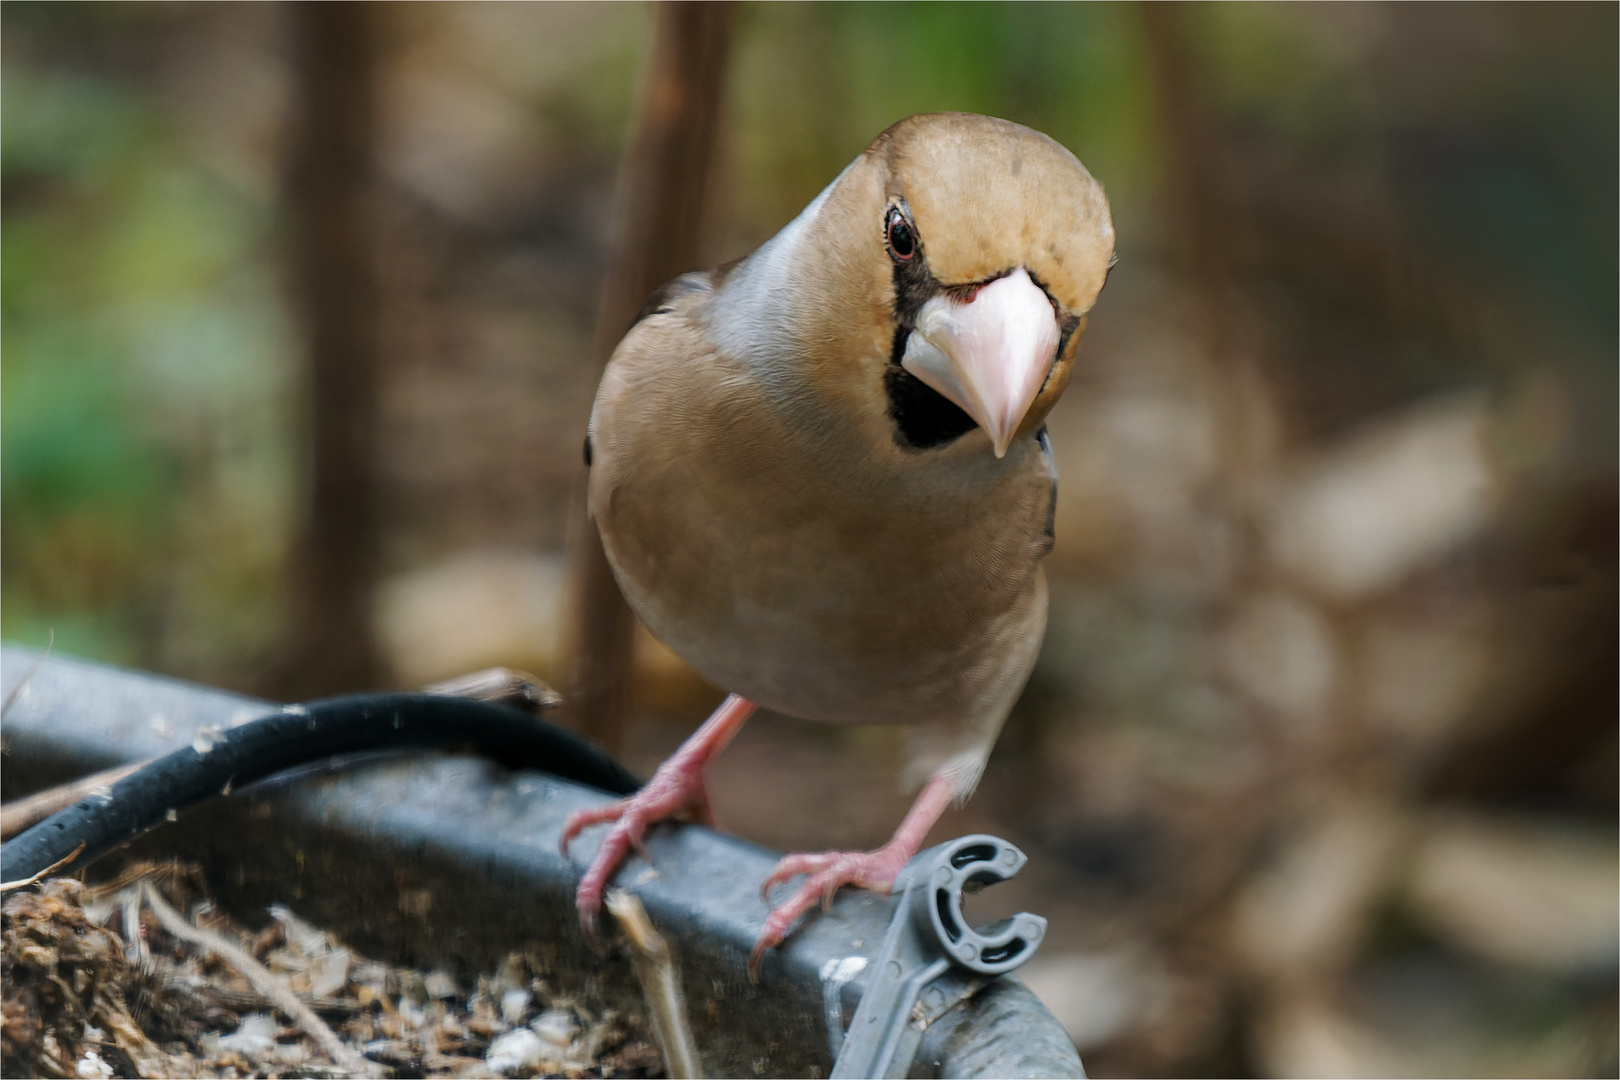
[1,865,665,1079]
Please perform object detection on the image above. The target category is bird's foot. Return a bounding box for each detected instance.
[560,758,716,939]
[560,694,756,943]
[749,842,914,979]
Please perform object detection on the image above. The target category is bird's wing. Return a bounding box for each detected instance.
[587,266,729,511]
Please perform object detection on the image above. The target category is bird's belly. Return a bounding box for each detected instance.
[596,471,1048,728]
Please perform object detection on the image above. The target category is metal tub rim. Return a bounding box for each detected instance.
[0,645,1084,1079]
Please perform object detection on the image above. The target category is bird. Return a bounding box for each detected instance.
[561,112,1114,976]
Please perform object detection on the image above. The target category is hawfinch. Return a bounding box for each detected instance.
[563,113,1114,974]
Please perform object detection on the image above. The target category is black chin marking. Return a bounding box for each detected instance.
[885,330,978,450]
[884,235,977,450]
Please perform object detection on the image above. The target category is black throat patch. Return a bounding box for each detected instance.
[883,253,977,450]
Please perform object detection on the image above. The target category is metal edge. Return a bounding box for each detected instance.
[1,645,1083,1078]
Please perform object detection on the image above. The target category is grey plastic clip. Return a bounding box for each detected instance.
[830,834,1047,1079]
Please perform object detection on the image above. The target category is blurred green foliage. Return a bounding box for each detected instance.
[2,34,293,673]
[727,3,1154,249]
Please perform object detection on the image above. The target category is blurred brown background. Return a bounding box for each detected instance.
[3,3,1615,1076]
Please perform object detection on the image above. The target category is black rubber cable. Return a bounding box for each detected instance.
[0,693,642,883]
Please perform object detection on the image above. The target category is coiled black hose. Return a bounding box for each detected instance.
[0,693,641,883]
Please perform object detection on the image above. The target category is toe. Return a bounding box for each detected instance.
[573,818,643,920]
[750,860,862,976]
[749,847,913,974]
[560,802,625,854]
[760,851,837,898]
[749,885,818,982]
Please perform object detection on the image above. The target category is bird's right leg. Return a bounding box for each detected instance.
[561,693,757,934]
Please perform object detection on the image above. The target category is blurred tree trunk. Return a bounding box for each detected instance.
[1140,1,1240,290]
[276,1,385,698]
[1138,1,1280,470]
[569,2,736,752]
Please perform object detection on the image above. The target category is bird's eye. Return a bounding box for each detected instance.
[885,208,917,262]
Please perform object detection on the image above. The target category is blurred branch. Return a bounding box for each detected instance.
[1139,1,1242,290]
[1138,1,1285,488]
[140,882,377,1076]
[277,0,385,697]
[570,2,736,752]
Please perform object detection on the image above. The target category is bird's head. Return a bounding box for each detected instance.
[763,113,1114,461]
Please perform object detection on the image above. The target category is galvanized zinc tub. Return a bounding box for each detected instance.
[0,646,1084,1078]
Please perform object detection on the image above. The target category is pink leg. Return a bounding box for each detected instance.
[562,694,757,935]
[749,772,955,979]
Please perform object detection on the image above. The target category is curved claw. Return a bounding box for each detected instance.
[755,768,958,984]
[820,873,844,912]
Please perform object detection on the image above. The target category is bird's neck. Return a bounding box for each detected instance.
[708,160,853,382]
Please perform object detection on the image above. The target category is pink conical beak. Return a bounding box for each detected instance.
[900,267,1060,458]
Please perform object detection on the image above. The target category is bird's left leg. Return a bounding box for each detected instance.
[750,771,954,977]
[562,693,757,935]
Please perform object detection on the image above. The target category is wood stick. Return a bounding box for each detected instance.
[276,0,386,698]
[0,841,85,892]
[607,888,703,1079]
[423,666,563,715]
[1,629,51,720]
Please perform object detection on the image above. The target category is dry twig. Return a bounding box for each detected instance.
[1,629,51,721]
[138,883,376,1077]
[606,888,702,1079]
[424,666,562,715]
[0,842,86,893]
